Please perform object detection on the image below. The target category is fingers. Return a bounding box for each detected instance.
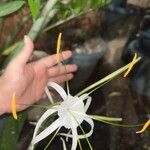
[14,35,34,65]
[48,64,77,78]
[39,51,72,68]
[49,73,73,84]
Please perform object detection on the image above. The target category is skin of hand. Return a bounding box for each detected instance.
[0,36,77,114]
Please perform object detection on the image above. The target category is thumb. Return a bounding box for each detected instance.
[15,35,34,65]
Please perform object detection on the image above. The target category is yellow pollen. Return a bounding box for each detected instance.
[124,53,137,77]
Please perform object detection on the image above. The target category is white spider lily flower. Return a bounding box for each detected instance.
[31,82,94,150]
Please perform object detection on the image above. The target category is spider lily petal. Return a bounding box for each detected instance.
[79,94,92,112]
[136,119,150,134]
[72,93,91,112]
[60,117,94,139]
[32,109,57,140]
[47,82,67,100]
[78,117,94,139]
[71,127,78,150]
[45,86,54,103]
[33,118,61,145]
[60,137,67,150]
[31,109,58,150]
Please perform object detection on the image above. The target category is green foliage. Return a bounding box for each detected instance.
[28,0,41,20]
[0,1,25,17]
[44,0,111,32]
[0,112,27,150]
[59,0,111,18]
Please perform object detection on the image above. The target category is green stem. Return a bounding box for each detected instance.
[87,78,114,95]
[41,0,58,17]
[27,17,44,40]
[42,9,58,30]
[90,115,122,122]
[76,57,141,96]
[41,0,58,30]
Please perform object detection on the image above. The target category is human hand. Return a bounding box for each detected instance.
[0,36,77,114]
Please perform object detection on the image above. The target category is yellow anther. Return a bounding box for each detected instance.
[11,92,17,120]
[56,32,62,63]
[124,53,137,77]
[136,119,150,134]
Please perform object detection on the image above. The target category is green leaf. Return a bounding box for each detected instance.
[0,1,25,17]
[0,112,27,150]
[28,0,41,20]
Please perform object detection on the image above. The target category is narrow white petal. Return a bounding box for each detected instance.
[71,127,78,150]
[78,117,94,139]
[79,93,89,100]
[72,93,89,108]
[60,117,94,139]
[32,109,57,139]
[70,111,88,118]
[47,82,67,100]
[79,94,92,112]
[59,132,72,139]
[32,119,61,145]
[60,138,67,150]
[84,96,91,112]
[45,86,54,103]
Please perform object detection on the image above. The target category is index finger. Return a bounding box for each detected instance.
[39,50,72,68]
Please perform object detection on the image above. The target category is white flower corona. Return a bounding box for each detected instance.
[31,82,94,150]
[57,94,86,129]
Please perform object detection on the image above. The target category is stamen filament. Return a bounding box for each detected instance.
[44,127,61,150]
[56,33,70,94]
